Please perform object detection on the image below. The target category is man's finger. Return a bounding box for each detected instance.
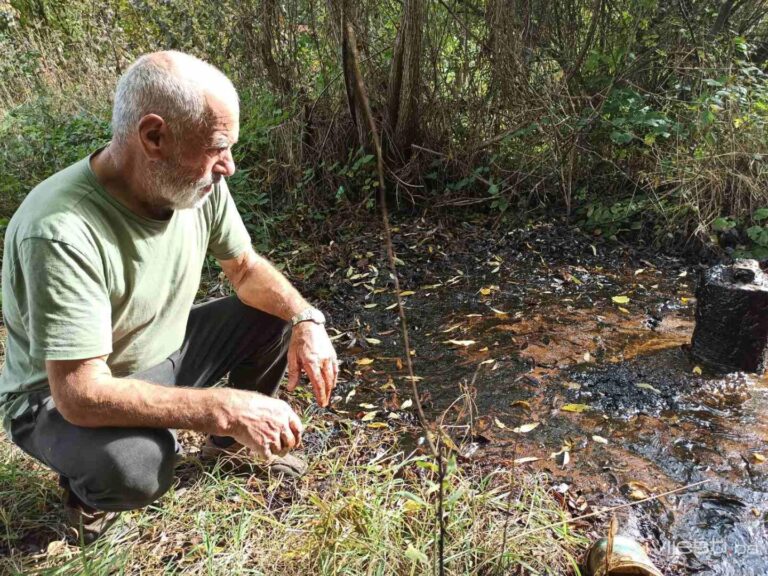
[321,360,335,402]
[306,363,327,406]
[280,426,296,453]
[331,359,339,388]
[287,352,300,391]
[288,412,303,447]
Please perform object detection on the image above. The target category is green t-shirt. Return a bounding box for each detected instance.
[0,152,252,434]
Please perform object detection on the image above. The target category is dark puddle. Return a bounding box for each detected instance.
[309,219,767,575]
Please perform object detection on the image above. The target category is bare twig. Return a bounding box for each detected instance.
[509,478,711,541]
[343,18,445,576]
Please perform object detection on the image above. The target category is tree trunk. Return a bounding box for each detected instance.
[386,0,425,159]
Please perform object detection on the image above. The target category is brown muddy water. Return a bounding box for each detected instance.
[314,220,768,576]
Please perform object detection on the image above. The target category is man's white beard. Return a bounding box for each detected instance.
[146,159,213,211]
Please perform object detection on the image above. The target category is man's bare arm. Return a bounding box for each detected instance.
[218,248,309,320]
[46,357,302,457]
[218,248,339,406]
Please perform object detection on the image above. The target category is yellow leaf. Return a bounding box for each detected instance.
[361,411,378,422]
[403,500,421,513]
[513,456,540,464]
[635,383,661,394]
[356,358,375,366]
[612,295,630,304]
[618,306,630,314]
[367,422,388,429]
[511,400,531,410]
[753,453,766,463]
[365,337,382,345]
[592,435,609,444]
[512,422,540,434]
[494,417,506,429]
[445,339,476,347]
[561,403,590,413]
[479,287,492,296]
[386,303,398,310]
[400,290,416,297]
[693,366,702,375]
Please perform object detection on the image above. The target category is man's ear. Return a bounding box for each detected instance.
[137,114,169,160]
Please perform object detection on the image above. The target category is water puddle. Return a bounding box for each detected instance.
[322,221,768,575]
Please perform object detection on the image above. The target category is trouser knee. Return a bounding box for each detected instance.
[69,428,177,511]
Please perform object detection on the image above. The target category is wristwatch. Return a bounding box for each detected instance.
[291,306,326,326]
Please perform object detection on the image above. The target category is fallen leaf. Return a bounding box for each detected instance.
[583,351,592,362]
[405,544,429,565]
[359,403,376,409]
[512,422,540,434]
[367,422,388,429]
[634,268,645,275]
[693,365,703,375]
[46,540,67,557]
[385,303,398,310]
[400,399,413,410]
[345,389,356,402]
[618,306,630,314]
[624,480,652,501]
[611,295,630,304]
[592,435,609,444]
[494,417,506,429]
[399,290,416,297]
[361,411,378,422]
[363,303,378,309]
[356,358,375,366]
[678,270,688,278]
[445,339,476,347]
[365,337,382,345]
[513,456,540,464]
[635,383,661,394]
[753,453,766,463]
[511,400,531,410]
[561,403,590,413]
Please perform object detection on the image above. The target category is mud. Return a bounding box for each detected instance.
[295,217,768,576]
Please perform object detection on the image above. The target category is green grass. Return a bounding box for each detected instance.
[0,414,588,575]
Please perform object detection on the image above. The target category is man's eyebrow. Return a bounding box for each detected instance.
[210,135,237,148]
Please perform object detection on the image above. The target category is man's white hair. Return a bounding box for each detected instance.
[112,51,238,144]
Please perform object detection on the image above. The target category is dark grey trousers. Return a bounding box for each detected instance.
[9,296,291,512]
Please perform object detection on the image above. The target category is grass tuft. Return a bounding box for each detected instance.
[0,419,587,575]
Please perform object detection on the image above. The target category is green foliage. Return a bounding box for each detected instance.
[0,100,111,218]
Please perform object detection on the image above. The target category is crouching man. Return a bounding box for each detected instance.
[0,51,337,543]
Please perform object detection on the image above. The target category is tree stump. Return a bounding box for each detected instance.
[691,260,768,373]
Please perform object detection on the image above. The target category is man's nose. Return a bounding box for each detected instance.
[213,149,236,177]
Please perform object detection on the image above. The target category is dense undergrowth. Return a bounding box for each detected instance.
[2,1,768,254]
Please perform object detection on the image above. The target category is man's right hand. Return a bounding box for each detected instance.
[227,390,303,460]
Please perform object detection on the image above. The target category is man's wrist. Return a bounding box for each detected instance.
[291,306,326,326]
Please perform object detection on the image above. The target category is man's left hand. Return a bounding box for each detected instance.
[286,322,338,407]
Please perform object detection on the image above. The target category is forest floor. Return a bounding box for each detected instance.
[1,213,767,575]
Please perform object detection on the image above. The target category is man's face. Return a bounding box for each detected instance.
[146,94,239,211]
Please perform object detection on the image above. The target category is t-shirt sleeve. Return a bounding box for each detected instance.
[207,178,252,260]
[20,237,113,360]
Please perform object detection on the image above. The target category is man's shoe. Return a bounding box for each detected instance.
[61,478,121,545]
[201,436,308,478]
